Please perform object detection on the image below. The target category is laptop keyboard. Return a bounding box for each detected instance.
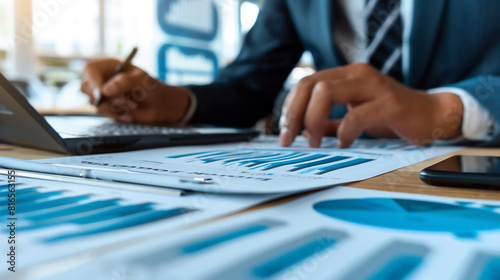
[63,123,197,137]
[46,116,198,137]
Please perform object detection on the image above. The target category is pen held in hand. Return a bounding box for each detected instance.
[93,47,139,107]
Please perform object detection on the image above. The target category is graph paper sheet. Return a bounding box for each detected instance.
[0,175,280,271]
[37,136,462,194]
[39,186,500,280]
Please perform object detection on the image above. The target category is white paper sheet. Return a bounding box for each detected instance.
[37,136,462,193]
[0,174,281,276]
[43,187,500,280]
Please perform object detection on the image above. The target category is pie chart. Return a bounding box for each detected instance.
[313,198,500,233]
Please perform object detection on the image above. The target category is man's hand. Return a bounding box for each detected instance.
[80,59,191,125]
[279,63,464,148]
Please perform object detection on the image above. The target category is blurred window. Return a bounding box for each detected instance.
[240,0,259,35]
[33,0,100,57]
[0,0,13,72]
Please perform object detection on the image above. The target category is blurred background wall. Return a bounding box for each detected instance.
[0,0,312,116]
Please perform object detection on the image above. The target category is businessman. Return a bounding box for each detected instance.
[81,0,500,148]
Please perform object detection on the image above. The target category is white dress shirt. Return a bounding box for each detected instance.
[334,0,497,141]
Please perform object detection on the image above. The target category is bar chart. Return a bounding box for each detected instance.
[1,184,193,243]
[167,149,375,176]
[133,220,284,267]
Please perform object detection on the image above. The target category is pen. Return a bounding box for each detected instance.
[93,47,139,107]
[0,156,215,189]
[0,156,84,177]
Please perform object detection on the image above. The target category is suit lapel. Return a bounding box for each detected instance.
[409,0,448,87]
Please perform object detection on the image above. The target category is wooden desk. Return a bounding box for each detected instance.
[2,145,500,201]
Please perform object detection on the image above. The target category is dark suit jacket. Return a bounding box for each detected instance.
[189,0,500,146]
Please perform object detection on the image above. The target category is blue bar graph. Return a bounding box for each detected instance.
[0,191,63,206]
[253,237,336,278]
[208,230,346,280]
[51,203,155,225]
[478,256,500,280]
[366,254,423,280]
[45,208,189,242]
[222,153,282,165]
[197,151,259,163]
[0,188,38,196]
[25,199,121,221]
[133,220,282,268]
[258,154,328,171]
[0,185,195,242]
[167,151,215,158]
[167,149,376,176]
[241,153,305,168]
[182,224,271,254]
[16,195,91,214]
[18,203,153,232]
[340,242,428,280]
[306,158,374,175]
[289,156,349,172]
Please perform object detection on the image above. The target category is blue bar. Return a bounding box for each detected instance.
[222,153,281,165]
[258,154,328,171]
[194,151,231,159]
[65,203,155,225]
[242,153,305,168]
[198,151,257,163]
[182,224,270,254]
[15,195,91,214]
[18,203,155,231]
[44,208,189,242]
[315,158,373,175]
[0,188,38,196]
[288,156,350,172]
[167,151,216,158]
[253,237,336,278]
[0,191,63,206]
[366,255,423,280]
[300,158,373,175]
[479,257,500,280]
[25,199,121,221]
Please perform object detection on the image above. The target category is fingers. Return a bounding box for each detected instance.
[337,99,390,148]
[303,79,375,147]
[101,67,145,99]
[279,64,378,147]
[80,80,95,104]
[96,97,132,122]
[80,59,121,104]
[279,78,316,147]
[83,59,121,86]
[302,120,341,146]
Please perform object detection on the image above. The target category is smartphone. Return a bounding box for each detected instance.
[420,155,500,190]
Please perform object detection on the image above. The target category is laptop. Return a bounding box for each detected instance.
[0,73,259,155]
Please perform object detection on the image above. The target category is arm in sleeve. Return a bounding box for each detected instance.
[187,0,305,128]
[440,76,500,147]
[428,87,498,142]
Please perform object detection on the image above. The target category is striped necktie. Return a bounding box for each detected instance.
[365,0,403,82]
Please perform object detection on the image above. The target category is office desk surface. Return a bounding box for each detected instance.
[2,145,500,201]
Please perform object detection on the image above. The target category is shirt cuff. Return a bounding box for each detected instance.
[177,88,198,126]
[428,87,498,141]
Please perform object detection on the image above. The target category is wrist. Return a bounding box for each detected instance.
[177,88,197,126]
[430,92,464,140]
[165,85,191,124]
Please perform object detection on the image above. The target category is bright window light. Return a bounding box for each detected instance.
[240,1,259,34]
